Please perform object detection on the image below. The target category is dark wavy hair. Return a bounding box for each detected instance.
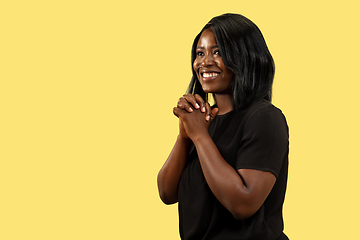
[187,13,275,108]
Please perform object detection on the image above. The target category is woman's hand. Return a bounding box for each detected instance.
[178,118,189,140]
[173,106,219,141]
[177,94,213,122]
[176,94,218,140]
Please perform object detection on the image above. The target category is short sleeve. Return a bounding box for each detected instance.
[235,105,289,178]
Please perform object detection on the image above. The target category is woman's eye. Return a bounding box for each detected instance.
[214,50,220,55]
[196,51,204,57]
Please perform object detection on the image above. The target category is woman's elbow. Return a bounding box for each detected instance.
[158,191,178,205]
[230,205,258,221]
[157,175,178,204]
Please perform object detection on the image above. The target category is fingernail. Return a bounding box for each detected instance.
[206,115,210,121]
[189,108,193,112]
[195,103,200,108]
[202,107,206,112]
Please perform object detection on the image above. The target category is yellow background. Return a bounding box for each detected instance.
[1,0,359,239]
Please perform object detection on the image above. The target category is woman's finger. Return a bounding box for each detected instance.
[204,102,212,121]
[182,94,200,110]
[173,107,179,118]
[173,107,185,118]
[194,94,206,113]
[210,107,219,121]
[177,97,193,112]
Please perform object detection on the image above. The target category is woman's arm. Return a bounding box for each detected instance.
[194,134,276,220]
[157,126,191,204]
[173,107,276,220]
[157,95,216,204]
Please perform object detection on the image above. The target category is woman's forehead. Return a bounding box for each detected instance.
[197,29,217,48]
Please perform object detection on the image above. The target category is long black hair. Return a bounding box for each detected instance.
[187,13,275,109]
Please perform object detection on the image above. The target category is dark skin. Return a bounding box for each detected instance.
[157,29,276,220]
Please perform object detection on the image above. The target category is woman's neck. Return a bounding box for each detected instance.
[214,94,233,115]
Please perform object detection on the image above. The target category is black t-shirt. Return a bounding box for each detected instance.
[178,99,289,240]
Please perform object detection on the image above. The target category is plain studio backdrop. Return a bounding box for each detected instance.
[1,1,359,239]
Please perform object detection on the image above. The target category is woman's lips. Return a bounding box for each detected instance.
[201,72,220,81]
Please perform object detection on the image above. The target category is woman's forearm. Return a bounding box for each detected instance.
[157,135,191,204]
[193,134,248,217]
[193,133,275,220]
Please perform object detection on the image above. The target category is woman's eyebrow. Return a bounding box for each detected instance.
[196,45,219,49]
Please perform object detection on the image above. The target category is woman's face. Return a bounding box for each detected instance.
[193,28,234,94]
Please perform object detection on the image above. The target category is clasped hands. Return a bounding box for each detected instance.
[173,94,219,141]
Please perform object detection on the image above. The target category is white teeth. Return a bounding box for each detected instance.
[203,72,219,78]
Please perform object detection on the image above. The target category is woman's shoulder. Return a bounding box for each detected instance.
[237,99,287,128]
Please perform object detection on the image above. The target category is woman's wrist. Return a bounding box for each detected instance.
[191,131,211,145]
[177,134,191,143]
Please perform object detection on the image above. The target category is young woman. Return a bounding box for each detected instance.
[157,13,289,240]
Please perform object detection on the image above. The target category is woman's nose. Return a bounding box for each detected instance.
[201,54,214,67]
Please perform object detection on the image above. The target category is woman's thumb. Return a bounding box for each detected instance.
[210,108,219,120]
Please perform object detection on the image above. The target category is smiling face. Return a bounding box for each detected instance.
[193,28,234,95]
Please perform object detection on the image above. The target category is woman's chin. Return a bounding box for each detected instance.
[201,87,213,93]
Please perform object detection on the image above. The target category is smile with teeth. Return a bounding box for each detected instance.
[201,72,220,81]
[202,72,219,78]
